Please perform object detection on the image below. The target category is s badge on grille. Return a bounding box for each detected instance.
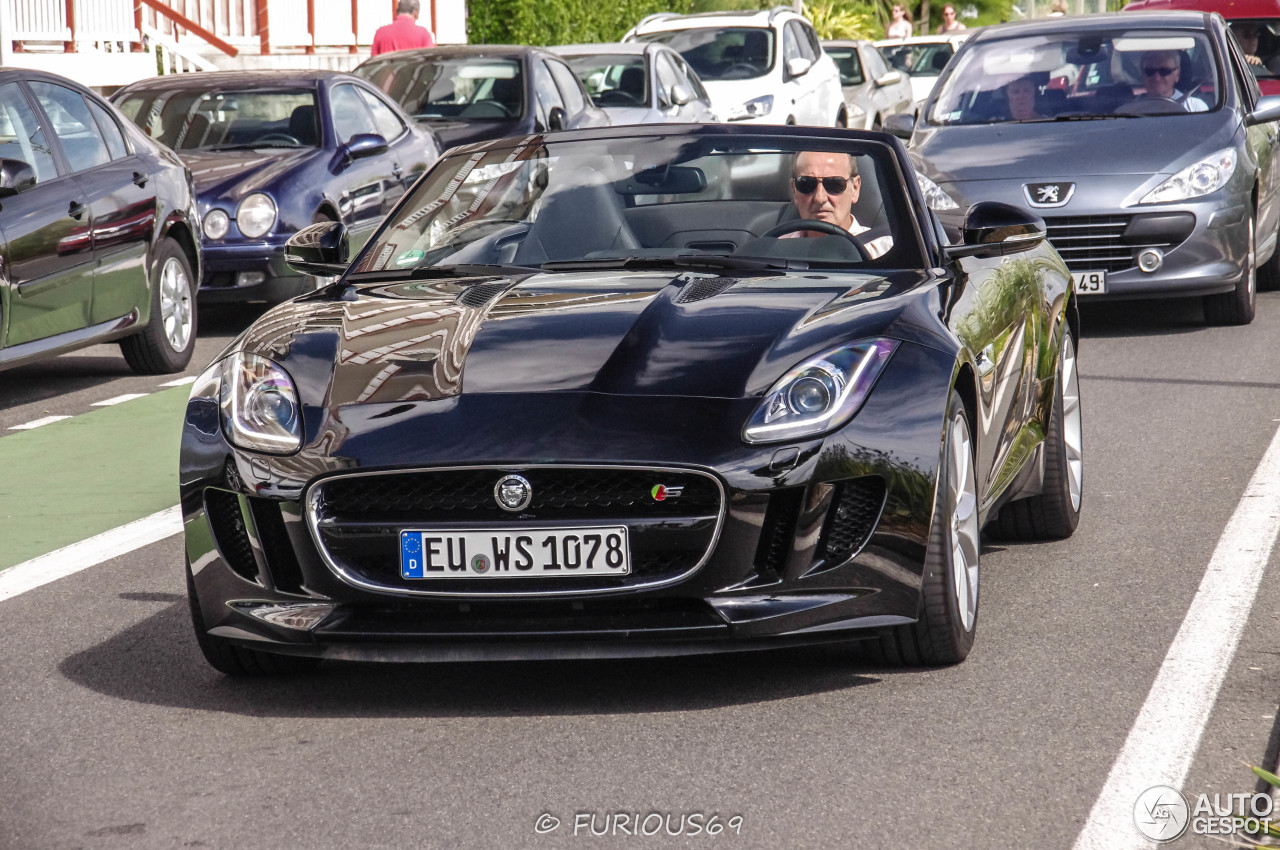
[494,474,532,512]
[651,484,684,501]
[1023,182,1075,208]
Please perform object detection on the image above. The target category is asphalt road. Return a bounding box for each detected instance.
[3,294,1280,849]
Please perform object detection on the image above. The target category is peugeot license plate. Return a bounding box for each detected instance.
[400,527,631,579]
[1072,270,1106,295]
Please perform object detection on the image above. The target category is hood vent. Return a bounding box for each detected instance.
[675,276,739,304]
[456,281,512,309]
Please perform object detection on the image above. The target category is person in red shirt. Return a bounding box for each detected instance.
[371,0,435,56]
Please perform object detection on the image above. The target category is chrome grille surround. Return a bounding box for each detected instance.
[305,464,726,598]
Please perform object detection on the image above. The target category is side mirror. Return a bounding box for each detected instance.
[0,157,36,198]
[1247,94,1280,126]
[882,112,915,139]
[343,133,388,161]
[547,105,568,132]
[786,57,813,78]
[944,201,1047,258]
[285,220,350,276]
[875,70,904,87]
[669,83,693,107]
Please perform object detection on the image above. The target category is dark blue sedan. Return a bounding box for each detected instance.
[113,70,440,303]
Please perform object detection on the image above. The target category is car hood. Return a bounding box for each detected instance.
[246,268,944,408]
[181,148,313,202]
[912,113,1236,181]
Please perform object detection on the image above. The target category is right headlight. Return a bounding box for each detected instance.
[236,193,277,239]
[1140,148,1237,204]
[725,95,774,121]
[217,352,303,454]
[915,172,960,211]
[743,339,897,444]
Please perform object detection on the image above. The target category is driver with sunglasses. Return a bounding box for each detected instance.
[1138,50,1208,112]
[785,151,894,259]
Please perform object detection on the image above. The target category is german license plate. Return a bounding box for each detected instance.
[400,527,630,579]
[1072,270,1106,295]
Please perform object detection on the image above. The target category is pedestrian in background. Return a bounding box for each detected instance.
[372,0,435,57]
[887,4,913,39]
[1049,0,1068,16]
[936,3,966,32]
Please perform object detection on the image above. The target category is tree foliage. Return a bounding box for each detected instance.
[468,0,695,46]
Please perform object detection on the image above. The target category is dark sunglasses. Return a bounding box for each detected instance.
[793,175,850,195]
[1143,66,1176,77]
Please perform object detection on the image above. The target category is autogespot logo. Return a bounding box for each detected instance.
[1135,785,1191,842]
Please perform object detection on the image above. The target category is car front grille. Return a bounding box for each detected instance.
[307,466,724,596]
[1044,215,1179,273]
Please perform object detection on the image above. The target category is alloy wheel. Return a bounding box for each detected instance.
[160,255,193,352]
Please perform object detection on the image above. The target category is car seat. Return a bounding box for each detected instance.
[618,66,646,103]
[930,50,952,74]
[288,105,318,146]
[512,170,641,265]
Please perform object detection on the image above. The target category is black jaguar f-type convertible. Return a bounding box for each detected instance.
[179,124,1082,674]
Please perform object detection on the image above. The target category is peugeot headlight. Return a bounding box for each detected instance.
[236,193,277,239]
[1140,148,1237,204]
[203,208,229,240]
[726,95,774,121]
[915,172,960,211]
[218,352,302,454]
[744,339,897,444]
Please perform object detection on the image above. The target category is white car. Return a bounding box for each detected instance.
[873,33,970,109]
[624,8,846,127]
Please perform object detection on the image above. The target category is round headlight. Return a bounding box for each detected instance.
[236,193,277,239]
[203,209,229,240]
[789,375,833,414]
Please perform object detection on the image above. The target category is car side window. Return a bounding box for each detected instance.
[87,99,128,160]
[29,81,110,172]
[546,60,587,115]
[533,60,564,127]
[786,21,816,63]
[865,46,890,80]
[330,83,376,145]
[1226,31,1261,108]
[675,55,710,102]
[356,87,406,141]
[783,23,804,65]
[655,53,682,104]
[803,23,822,58]
[0,82,56,185]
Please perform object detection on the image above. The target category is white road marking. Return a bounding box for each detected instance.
[0,507,183,603]
[1073,423,1280,849]
[160,376,197,387]
[91,393,150,407]
[8,415,72,431]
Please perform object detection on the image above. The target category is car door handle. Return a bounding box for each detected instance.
[68,200,85,220]
[132,171,148,187]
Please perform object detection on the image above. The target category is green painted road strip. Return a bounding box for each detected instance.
[0,387,188,570]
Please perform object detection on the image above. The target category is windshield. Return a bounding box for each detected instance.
[881,42,956,78]
[633,28,775,81]
[564,55,649,107]
[354,57,524,121]
[349,133,922,275]
[928,29,1221,125]
[115,89,318,150]
[1227,19,1280,84]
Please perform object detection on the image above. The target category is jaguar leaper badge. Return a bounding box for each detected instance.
[494,474,532,512]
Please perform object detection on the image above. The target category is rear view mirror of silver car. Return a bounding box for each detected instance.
[1246,94,1280,126]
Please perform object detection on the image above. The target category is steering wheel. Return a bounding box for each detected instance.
[1115,96,1182,115]
[255,133,302,146]
[761,218,867,260]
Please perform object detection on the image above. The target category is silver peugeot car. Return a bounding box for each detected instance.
[886,11,1280,324]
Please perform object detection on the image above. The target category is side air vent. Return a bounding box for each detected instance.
[676,276,738,304]
[205,488,259,582]
[457,281,511,309]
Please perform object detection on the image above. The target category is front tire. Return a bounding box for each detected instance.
[859,392,979,665]
[990,326,1082,540]
[120,237,196,374]
[1204,214,1257,325]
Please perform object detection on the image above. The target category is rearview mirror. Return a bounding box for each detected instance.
[875,70,904,87]
[285,220,350,276]
[944,201,1046,258]
[547,106,568,132]
[1247,94,1280,126]
[343,133,388,161]
[669,83,693,107]
[786,57,813,78]
[882,113,915,139]
[0,157,36,198]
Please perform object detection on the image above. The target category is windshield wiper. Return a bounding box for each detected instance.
[1050,113,1133,121]
[541,254,797,272]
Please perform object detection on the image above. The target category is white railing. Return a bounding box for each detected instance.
[7,0,69,41]
[142,21,217,72]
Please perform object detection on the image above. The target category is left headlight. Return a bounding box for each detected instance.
[218,352,302,454]
[743,339,897,444]
[1140,148,1237,204]
[915,172,960,211]
[236,193,277,239]
[726,95,774,121]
